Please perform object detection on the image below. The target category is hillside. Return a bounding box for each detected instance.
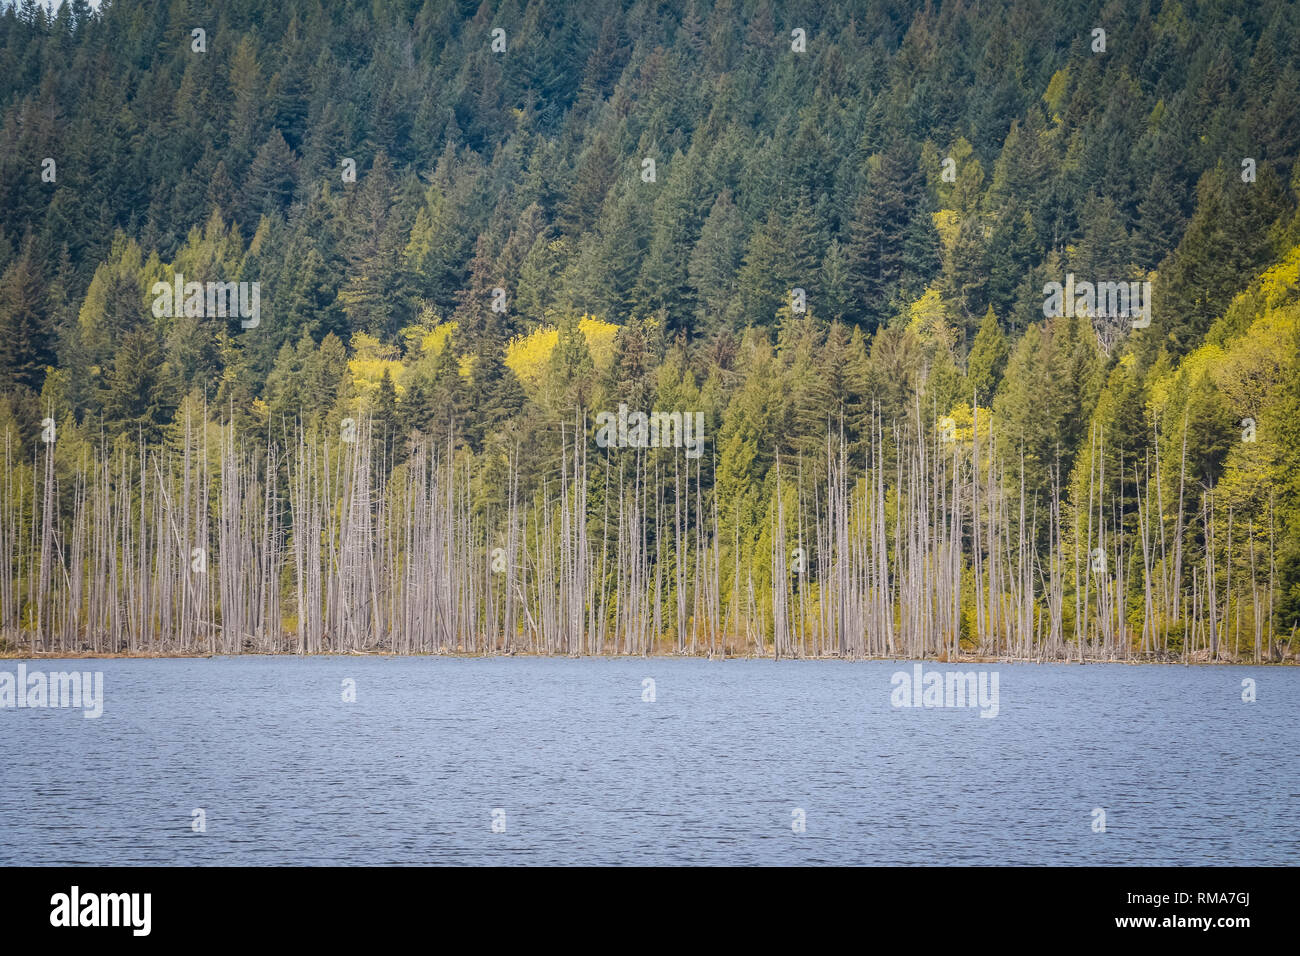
[1,0,1298,655]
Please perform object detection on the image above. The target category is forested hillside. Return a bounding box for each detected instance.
[1,0,1298,658]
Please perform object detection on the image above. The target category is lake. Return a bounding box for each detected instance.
[1,657,1294,865]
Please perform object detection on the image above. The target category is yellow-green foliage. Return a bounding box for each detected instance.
[1210,303,1297,511]
[347,331,405,398]
[939,401,996,445]
[505,315,618,390]
[905,286,959,354]
[78,236,152,334]
[400,312,457,358]
[1208,241,1300,346]
[420,323,457,356]
[505,326,559,389]
[932,210,959,256]
[1145,242,1300,521]
[1043,68,1069,120]
[578,316,618,368]
[1150,289,1297,428]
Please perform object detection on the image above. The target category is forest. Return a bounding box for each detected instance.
[1,0,1298,660]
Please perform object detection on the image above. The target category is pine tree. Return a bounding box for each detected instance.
[1132,168,1185,270]
[967,306,1009,405]
[637,149,707,333]
[372,367,403,467]
[97,325,174,442]
[689,189,744,332]
[244,129,298,222]
[542,312,598,414]
[1157,164,1289,355]
[737,211,787,328]
[0,243,52,392]
[819,238,852,325]
[847,139,939,330]
[336,153,410,339]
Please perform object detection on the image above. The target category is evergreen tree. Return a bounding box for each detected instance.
[967,306,1008,405]
[1156,164,1289,355]
[0,243,52,391]
[97,325,174,442]
[846,139,940,330]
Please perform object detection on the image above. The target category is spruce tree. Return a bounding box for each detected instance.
[967,306,1009,405]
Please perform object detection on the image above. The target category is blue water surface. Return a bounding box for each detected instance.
[0,657,1294,865]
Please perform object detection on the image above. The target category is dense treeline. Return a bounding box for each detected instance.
[1,0,1298,656]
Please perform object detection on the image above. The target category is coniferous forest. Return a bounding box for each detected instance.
[2,0,1299,660]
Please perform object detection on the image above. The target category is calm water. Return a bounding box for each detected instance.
[1,657,1295,865]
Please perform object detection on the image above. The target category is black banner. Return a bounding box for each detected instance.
[0,866,1273,943]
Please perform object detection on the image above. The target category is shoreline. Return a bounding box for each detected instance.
[1,648,1293,665]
